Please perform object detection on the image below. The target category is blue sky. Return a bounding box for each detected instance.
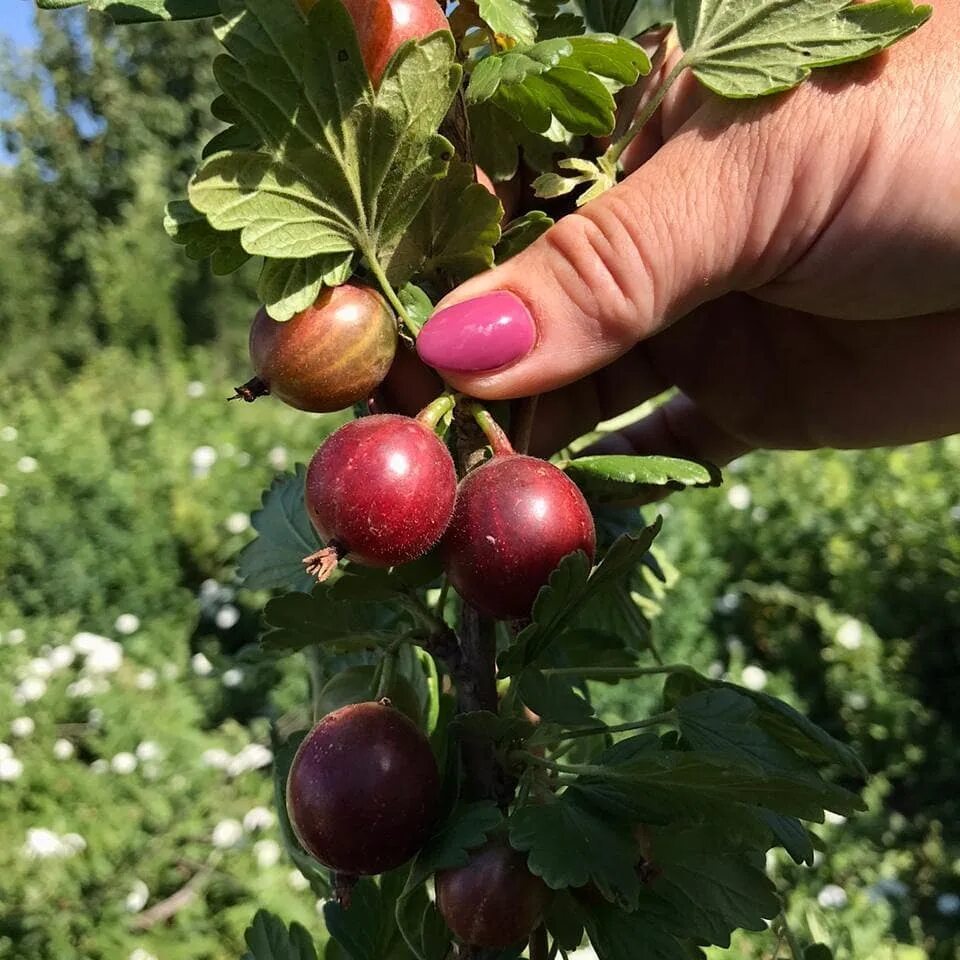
[3,1,37,49]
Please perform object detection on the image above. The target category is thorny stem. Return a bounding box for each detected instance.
[605,56,689,167]
[375,645,399,700]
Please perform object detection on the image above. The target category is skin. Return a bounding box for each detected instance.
[413,3,960,473]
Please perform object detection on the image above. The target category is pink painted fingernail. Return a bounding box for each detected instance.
[416,291,536,372]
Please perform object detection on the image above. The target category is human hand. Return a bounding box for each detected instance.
[414,4,960,464]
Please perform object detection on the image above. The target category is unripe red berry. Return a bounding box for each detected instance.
[236,285,397,413]
[436,840,551,948]
[304,414,457,578]
[441,454,596,619]
[286,701,439,875]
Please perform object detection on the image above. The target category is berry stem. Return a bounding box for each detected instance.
[364,250,420,339]
[416,392,457,431]
[375,645,399,701]
[470,404,515,458]
[535,711,676,745]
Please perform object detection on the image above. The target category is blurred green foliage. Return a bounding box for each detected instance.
[1,7,958,960]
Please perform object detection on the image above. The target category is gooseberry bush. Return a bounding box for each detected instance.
[34,0,932,957]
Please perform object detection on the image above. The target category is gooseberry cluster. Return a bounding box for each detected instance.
[226,0,595,945]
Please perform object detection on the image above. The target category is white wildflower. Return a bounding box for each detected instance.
[114,614,140,635]
[726,484,752,510]
[254,839,281,869]
[222,667,244,688]
[7,628,26,645]
[740,665,768,691]
[17,456,38,474]
[0,743,11,759]
[0,756,23,781]
[48,645,76,670]
[212,818,244,849]
[0,425,17,441]
[67,678,95,698]
[268,446,288,471]
[191,445,217,477]
[135,741,162,762]
[201,748,233,770]
[191,652,214,676]
[111,752,138,775]
[817,884,848,909]
[85,639,123,674]
[26,657,54,679]
[135,669,157,690]
[130,408,154,428]
[61,833,86,853]
[90,759,109,774]
[71,632,111,655]
[87,707,104,727]
[23,828,65,859]
[288,869,310,891]
[225,512,251,535]
[11,717,35,738]
[836,619,863,650]
[215,605,240,630]
[243,806,275,833]
[129,949,158,960]
[53,739,75,760]
[124,879,150,913]
[14,677,46,704]
[186,380,206,398]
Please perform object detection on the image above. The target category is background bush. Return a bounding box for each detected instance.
[1,8,958,960]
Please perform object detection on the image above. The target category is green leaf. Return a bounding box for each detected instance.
[397,284,435,336]
[499,520,662,675]
[257,253,353,322]
[544,892,586,951]
[163,199,250,275]
[412,802,504,880]
[649,826,779,946]
[548,629,641,677]
[384,161,502,288]
[261,588,400,656]
[495,211,554,262]
[509,794,642,908]
[560,455,718,502]
[581,899,689,960]
[328,553,443,602]
[323,880,384,960]
[237,466,321,593]
[36,0,221,23]
[677,0,932,99]
[757,809,815,865]
[519,669,595,723]
[478,0,539,45]
[188,0,460,267]
[271,730,332,899]
[576,0,673,36]
[242,909,319,960]
[467,35,649,138]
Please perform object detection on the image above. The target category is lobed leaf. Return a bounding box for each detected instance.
[560,455,719,502]
[163,199,250,275]
[241,909,319,960]
[677,0,932,98]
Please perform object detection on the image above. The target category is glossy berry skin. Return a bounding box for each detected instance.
[247,285,396,413]
[306,414,457,567]
[298,0,449,87]
[441,455,596,620]
[286,701,439,875]
[436,840,551,948]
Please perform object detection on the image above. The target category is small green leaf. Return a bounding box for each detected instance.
[237,466,321,593]
[261,588,400,656]
[257,253,353,322]
[576,0,673,36]
[509,794,642,908]
[519,669,595,723]
[649,826,780,946]
[495,211,554,262]
[560,455,719,502]
[677,0,932,99]
[478,0,539,45]
[412,802,505,880]
[384,161,502,288]
[533,172,586,198]
[581,898,689,960]
[757,809,815,865]
[544,892,586,951]
[164,199,250,275]
[499,521,662,675]
[242,910,319,960]
[323,880,383,960]
[398,284,435,336]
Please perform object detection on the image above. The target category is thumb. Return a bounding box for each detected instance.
[416,114,772,400]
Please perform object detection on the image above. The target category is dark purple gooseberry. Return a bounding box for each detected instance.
[286,701,439,876]
[436,839,551,948]
[303,413,457,581]
[441,453,596,620]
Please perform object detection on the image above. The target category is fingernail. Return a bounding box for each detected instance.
[416,291,535,372]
